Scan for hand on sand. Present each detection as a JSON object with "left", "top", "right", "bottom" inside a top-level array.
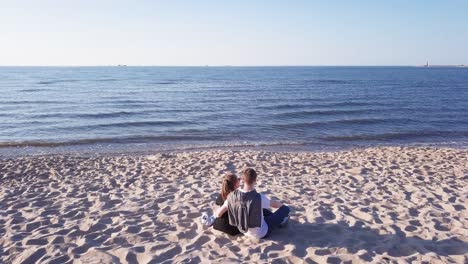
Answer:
[{"left": 279, "top": 214, "right": 290, "bottom": 228}]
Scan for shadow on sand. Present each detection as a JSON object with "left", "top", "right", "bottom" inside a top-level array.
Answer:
[{"left": 270, "top": 219, "right": 467, "bottom": 261}]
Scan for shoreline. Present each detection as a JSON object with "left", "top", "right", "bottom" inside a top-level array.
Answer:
[
  {"left": 1, "top": 146, "right": 467, "bottom": 263},
  {"left": 1, "top": 141, "right": 467, "bottom": 159}
]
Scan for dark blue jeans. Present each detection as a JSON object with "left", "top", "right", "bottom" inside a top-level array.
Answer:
[{"left": 263, "top": 205, "right": 290, "bottom": 238}]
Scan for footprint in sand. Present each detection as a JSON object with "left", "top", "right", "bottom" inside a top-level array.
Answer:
[{"left": 25, "top": 238, "right": 48, "bottom": 246}]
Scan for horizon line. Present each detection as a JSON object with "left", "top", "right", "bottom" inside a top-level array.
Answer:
[
  {"left": 0, "top": 64, "right": 433, "bottom": 67},
  {"left": 0, "top": 64, "right": 466, "bottom": 67}
]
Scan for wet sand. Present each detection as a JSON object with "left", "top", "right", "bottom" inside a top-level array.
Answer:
[{"left": 0, "top": 146, "right": 467, "bottom": 263}]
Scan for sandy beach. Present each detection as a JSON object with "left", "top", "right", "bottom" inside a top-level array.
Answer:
[{"left": 0, "top": 146, "right": 467, "bottom": 263}]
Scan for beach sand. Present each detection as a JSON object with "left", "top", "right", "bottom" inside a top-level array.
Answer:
[{"left": 0, "top": 146, "right": 467, "bottom": 263}]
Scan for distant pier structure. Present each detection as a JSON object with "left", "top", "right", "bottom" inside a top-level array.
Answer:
[{"left": 419, "top": 61, "right": 467, "bottom": 68}]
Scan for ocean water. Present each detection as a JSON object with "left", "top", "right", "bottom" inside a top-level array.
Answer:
[{"left": 1, "top": 66, "right": 467, "bottom": 156}]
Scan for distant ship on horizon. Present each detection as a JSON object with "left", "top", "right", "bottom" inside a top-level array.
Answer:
[{"left": 419, "top": 61, "right": 466, "bottom": 68}]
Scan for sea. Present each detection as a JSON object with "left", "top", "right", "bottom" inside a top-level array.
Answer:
[{"left": 1, "top": 66, "right": 467, "bottom": 156}]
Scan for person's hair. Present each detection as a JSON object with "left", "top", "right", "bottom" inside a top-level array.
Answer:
[
  {"left": 243, "top": 168, "right": 257, "bottom": 185},
  {"left": 221, "top": 173, "right": 238, "bottom": 201}
]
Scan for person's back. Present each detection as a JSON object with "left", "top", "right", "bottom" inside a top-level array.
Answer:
[
  {"left": 216, "top": 168, "right": 290, "bottom": 239},
  {"left": 227, "top": 188, "right": 269, "bottom": 238}
]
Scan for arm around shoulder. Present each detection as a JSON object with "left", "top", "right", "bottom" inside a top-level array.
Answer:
[{"left": 215, "top": 203, "right": 228, "bottom": 218}]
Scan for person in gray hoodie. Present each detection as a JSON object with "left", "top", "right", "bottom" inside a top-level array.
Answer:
[{"left": 215, "top": 168, "right": 290, "bottom": 239}]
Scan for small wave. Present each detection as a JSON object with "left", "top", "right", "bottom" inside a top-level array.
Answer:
[
  {"left": 97, "top": 100, "right": 167, "bottom": 108},
  {"left": 299, "top": 79, "right": 353, "bottom": 85},
  {"left": 16, "top": 113, "right": 70, "bottom": 119},
  {"left": 3, "top": 120, "right": 56, "bottom": 126},
  {"left": 37, "top": 79, "right": 81, "bottom": 85},
  {"left": 259, "top": 104, "right": 311, "bottom": 110},
  {"left": 254, "top": 98, "right": 327, "bottom": 103},
  {"left": 170, "top": 141, "right": 309, "bottom": 150},
  {"left": 0, "top": 113, "right": 16, "bottom": 118},
  {"left": 327, "top": 102, "right": 381, "bottom": 107},
  {"left": 190, "top": 98, "right": 240, "bottom": 103},
  {"left": 195, "top": 88, "right": 254, "bottom": 93},
  {"left": 259, "top": 101, "right": 378, "bottom": 110},
  {"left": 96, "top": 99, "right": 155, "bottom": 104},
  {"left": 19, "top": 88, "right": 48, "bottom": 92},
  {"left": 18, "top": 112, "right": 137, "bottom": 119},
  {"left": 76, "top": 120, "right": 196, "bottom": 130},
  {"left": 75, "top": 111, "right": 141, "bottom": 119},
  {"left": 0, "top": 100, "right": 71, "bottom": 105},
  {"left": 273, "top": 118, "right": 407, "bottom": 129},
  {"left": 322, "top": 131, "right": 468, "bottom": 142},
  {"left": 94, "top": 78, "right": 119, "bottom": 82},
  {"left": 152, "top": 81, "right": 177, "bottom": 85},
  {"left": 0, "top": 135, "right": 220, "bottom": 148},
  {"left": 327, "top": 118, "right": 394, "bottom": 125},
  {"left": 274, "top": 109, "right": 377, "bottom": 118},
  {"left": 315, "top": 79, "right": 350, "bottom": 84}
]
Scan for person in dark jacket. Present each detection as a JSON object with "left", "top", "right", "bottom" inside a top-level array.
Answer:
[{"left": 212, "top": 174, "right": 241, "bottom": 236}]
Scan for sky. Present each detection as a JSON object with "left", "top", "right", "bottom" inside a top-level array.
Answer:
[{"left": 1, "top": 0, "right": 467, "bottom": 66}]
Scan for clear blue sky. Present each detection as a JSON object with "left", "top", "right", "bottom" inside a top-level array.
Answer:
[{"left": 1, "top": 0, "right": 467, "bottom": 66}]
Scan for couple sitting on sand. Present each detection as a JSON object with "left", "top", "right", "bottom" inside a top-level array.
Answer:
[{"left": 202, "top": 168, "right": 290, "bottom": 239}]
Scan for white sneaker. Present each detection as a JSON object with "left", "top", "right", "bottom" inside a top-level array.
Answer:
[{"left": 201, "top": 213, "right": 216, "bottom": 227}]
